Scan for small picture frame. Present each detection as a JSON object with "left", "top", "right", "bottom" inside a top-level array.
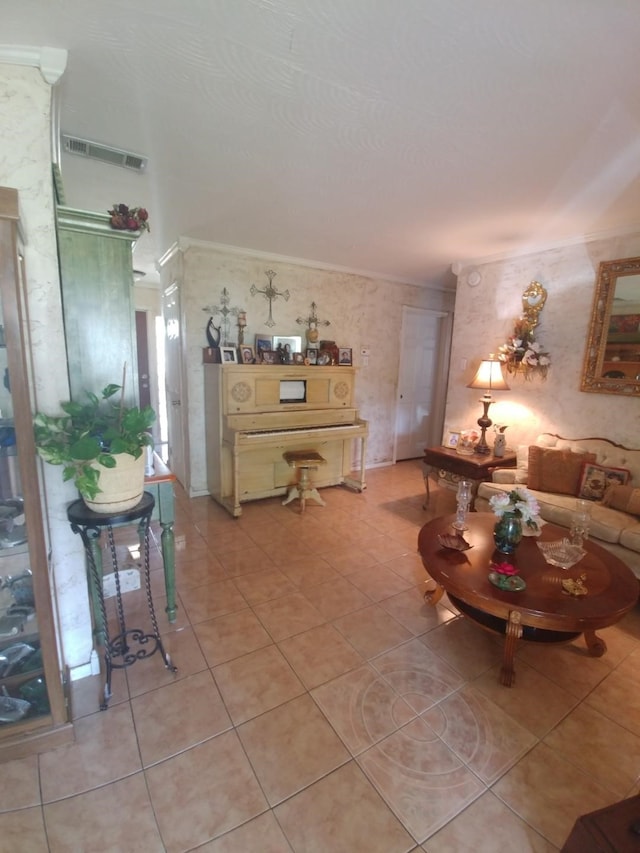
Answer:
[
  {"left": 272, "top": 335, "right": 302, "bottom": 354},
  {"left": 444, "top": 429, "right": 461, "bottom": 449},
  {"left": 239, "top": 345, "right": 255, "bottom": 364},
  {"left": 338, "top": 347, "right": 352, "bottom": 365},
  {"left": 261, "top": 350, "right": 278, "bottom": 365},
  {"left": 306, "top": 349, "right": 318, "bottom": 365},
  {"left": 292, "top": 352, "right": 304, "bottom": 365},
  {"left": 255, "top": 335, "right": 272, "bottom": 356},
  {"left": 220, "top": 346, "right": 238, "bottom": 364}
]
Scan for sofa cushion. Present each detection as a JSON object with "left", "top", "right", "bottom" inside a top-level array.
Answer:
[
  {"left": 602, "top": 484, "right": 640, "bottom": 516},
  {"left": 576, "top": 462, "right": 631, "bottom": 501},
  {"left": 527, "top": 446, "right": 596, "bottom": 496}
]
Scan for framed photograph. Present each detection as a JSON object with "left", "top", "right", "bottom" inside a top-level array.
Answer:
[
  {"left": 338, "top": 347, "right": 352, "bottom": 365},
  {"left": 306, "top": 349, "right": 318, "bottom": 365},
  {"left": 444, "top": 429, "right": 461, "bottom": 449},
  {"left": 261, "top": 350, "right": 278, "bottom": 365},
  {"left": 220, "top": 346, "right": 238, "bottom": 364},
  {"left": 272, "top": 335, "right": 302, "bottom": 354},
  {"left": 255, "top": 335, "right": 272, "bottom": 356},
  {"left": 292, "top": 352, "right": 304, "bottom": 365},
  {"left": 239, "top": 345, "right": 255, "bottom": 364}
]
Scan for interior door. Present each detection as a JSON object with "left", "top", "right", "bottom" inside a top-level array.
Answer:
[
  {"left": 162, "top": 282, "right": 187, "bottom": 488},
  {"left": 395, "top": 307, "right": 448, "bottom": 460},
  {"left": 135, "top": 310, "right": 151, "bottom": 410}
]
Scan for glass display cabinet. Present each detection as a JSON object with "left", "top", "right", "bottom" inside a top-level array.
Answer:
[{"left": 0, "top": 187, "right": 73, "bottom": 760}]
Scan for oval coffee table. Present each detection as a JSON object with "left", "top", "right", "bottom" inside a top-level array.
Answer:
[{"left": 418, "top": 513, "right": 639, "bottom": 686}]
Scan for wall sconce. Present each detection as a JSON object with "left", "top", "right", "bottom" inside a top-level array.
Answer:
[{"left": 467, "top": 356, "right": 510, "bottom": 454}]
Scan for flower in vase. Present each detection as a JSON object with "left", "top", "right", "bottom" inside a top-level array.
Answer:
[
  {"left": 489, "top": 487, "right": 540, "bottom": 531},
  {"left": 492, "top": 561, "right": 518, "bottom": 576}
]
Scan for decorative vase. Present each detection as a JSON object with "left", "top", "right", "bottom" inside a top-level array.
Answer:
[
  {"left": 493, "top": 512, "right": 522, "bottom": 554},
  {"left": 493, "top": 434, "right": 506, "bottom": 457}
]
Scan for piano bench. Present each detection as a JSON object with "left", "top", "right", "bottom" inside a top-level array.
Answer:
[{"left": 282, "top": 451, "right": 327, "bottom": 513}]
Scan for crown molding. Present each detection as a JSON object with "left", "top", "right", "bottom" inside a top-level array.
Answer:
[
  {"left": 0, "top": 44, "right": 67, "bottom": 84},
  {"left": 452, "top": 222, "right": 640, "bottom": 274}
]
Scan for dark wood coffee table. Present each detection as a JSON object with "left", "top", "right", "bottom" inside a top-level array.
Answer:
[{"left": 417, "top": 513, "right": 639, "bottom": 686}]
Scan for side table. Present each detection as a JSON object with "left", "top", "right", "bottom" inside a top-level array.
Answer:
[
  {"left": 422, "top": 446, "right": 517, "bottom": 509},
  {"left": 68, "top": 492, "right": 177, "bottom": 709}
]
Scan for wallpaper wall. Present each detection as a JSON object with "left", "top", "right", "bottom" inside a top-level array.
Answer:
[
  {"left": 444, "top": 234, "right": 640, "bottom": 452},
  {"left": 159, "top": 242, "right": 455, "bottom": 495}
]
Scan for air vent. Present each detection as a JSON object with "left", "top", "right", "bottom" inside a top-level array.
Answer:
[{"left": 62, "top": 134, "right": 147, "bottom": 172}]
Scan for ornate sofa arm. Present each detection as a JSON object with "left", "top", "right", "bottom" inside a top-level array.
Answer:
[{"left": 492, "top": 468, "right": 520, "bottom": 484}]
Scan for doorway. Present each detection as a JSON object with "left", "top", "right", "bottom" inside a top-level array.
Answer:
[{"left": 394, "top": 306, "right": 452, "bottom": 460}]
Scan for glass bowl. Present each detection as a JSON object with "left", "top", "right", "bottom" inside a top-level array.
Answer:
[{"left": 537, "top": 538, "right": 585, "bottom": 570}]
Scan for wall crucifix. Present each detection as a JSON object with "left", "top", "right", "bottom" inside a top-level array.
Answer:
[
  {"left": 202, "top": 287, "right": 245, "bottom": 346},
  {"left": 250, "top": 269, "right": 289, "bottom": 328},
  {"left": 296, "top": 301, "right": 330, "bottom": 346}
]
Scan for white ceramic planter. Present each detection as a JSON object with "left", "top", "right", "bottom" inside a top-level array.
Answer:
[{"left": 83, "top": 452, "right": 145, "bottom": 514}]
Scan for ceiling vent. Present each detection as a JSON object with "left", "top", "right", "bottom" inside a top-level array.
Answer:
[{"left": 61, "top": 134, "right": 147, "bottom": 172}]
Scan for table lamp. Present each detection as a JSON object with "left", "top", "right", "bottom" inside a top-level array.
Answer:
[{"left": 467, "top": 356, "right": 510, "bottom": 454}]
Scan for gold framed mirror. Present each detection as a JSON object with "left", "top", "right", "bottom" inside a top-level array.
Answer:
[{"left": 581, "top": 256, "right": 640, "bottom": 396}]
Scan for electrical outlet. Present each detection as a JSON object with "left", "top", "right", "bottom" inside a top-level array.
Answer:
[{"left": 102, "top": 568, "right": 140, "bottom": 598}]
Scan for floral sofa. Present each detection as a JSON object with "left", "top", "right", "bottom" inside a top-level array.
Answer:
[{"left": 475, "top": 434, "right": 640, "bottom": 581}]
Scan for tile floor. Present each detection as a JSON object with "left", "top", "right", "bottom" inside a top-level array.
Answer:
[{"left": 1, "top": 460, "right": 639, "bottom": 852}]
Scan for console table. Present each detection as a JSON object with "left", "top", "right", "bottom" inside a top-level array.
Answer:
[
  {"left": 68, "top": 493, "right": 177, "bottom": 709},
  {"left": 144, "top": 454, "right": 177, "bottom": 622},
  {"left": 422, "top": 446, "right": 517, "bottom": 509}
]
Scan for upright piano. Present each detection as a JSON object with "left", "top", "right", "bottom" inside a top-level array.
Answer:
[{"left": 204, "top": 363, "right": 368, "bottom": 517}]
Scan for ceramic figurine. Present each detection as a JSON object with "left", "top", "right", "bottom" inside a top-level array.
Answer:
[{"left": 493, "top": 425, "right": 508, "bottom": 457}]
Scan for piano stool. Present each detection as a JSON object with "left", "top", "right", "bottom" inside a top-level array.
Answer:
[{"left": 282, "top": 450, "right": 327, "bottom": 513}]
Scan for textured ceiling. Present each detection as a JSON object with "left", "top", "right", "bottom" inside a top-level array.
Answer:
[{"left": 4, "top": 0, "right": 640, "bottom": 288}]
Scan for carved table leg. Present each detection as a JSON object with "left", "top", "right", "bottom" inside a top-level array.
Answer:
[
  {"left": 584, "top": 630, "right": 607, "bottom": 657},
  {"left": 424, "top": 583, "right": 445, "bottom": 606},
  {"left": 500, "top": 610, "right": 523, "bottom": 687}
]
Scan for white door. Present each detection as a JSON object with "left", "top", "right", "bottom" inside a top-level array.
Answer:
[
  {"left": 162, "top": 282, "right": 187, "bottom": 488},
  {"left": 395, "top": 307, "right": 449, "bottom": 460}
]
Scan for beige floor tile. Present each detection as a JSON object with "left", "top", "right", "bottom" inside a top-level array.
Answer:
[
  {"left": 347, "top": 562, "right": 414, "bottom": 602},
  {"left": 0, "top": 806, "right": 48, "bottom": 851},
  {"left": 45, "top": 773, "right": 164, "bottom": 853},
  {"left": 586, "top": 663, "right": 640, "bottom": 736},
  {"left": 332, "top": 603, "right": 413, "bottom": 658},
  {"left": 381, "top": 552, "right": 430, "bottom": 585},
  {"left": 202, "top": 527, "right": 257, "bottom": 555},
  {"left": 358, "top": 717, "right": 486, "bottom": 842},
  {"left": 0, "top": 754, "right": 40, "bottom": 811},
  {"left": 543, "top": 702, "right": 640, "bottom": 797},
  {"left": 194, "top": 608, "right": 273, "bottom": 667},
  {"left": 180, "top": 578, "right": 248, "bottom": 624},
  {"left": 196, "top": 811, "right": 294, "bottom": 852},
  {"left": 274, "top": 760, "right": 414, "bottom": 852},
  {"left": 278, "top": 555, "right": 341, "bottom": 589},
  {"left": 213, "top": 644, "right": 305, "bottom": 724},
  {"left": 132, "top": 669, "right": 232, "bottom": 766},
  {"left": 253, "top": 591, "right": 326, "bottom": 640},
  {"left": 39, "top": 702, "right": 141, "bottom": 802},
  {"left": 418, "top": 617, "right": 503, "bottom": 680},
  {"left": 423, "top": 685, "right": 537, "bottom": 784},
  {"left": 70, "top": 668, "right": 129, "bottom": 718},
  {"left": 425, "top": 790, "right": 558, "bottom": 852},
  {"left": 146, "top": 732, "right": 268, "bottom": 852},
  {"left": 218, "top": 544, "right": 277, "bottom": 577},
  {"left": 125, "top": 624, "right": 207, "bottom": 697},
  {"left": 306, "top": 575, "right": 373, "bottom": 619},
  {"left": 230, "top": 567, "right": 296, "bottom": 605},
  {"left": 278, "top": 622, "right": 364, "bottom": 688},
  {"left": 517, "top": 637, "right": 613, "bottom": 699},
  {"left": 322, "top": 543, "right": 381, "bottom": 574},
  {"left": 238, "top": 694, "right": 350, "bottom": 805},
  {"left": 175, "top": 552, "right": 228, "bottom": 589},
  {"left": 379, "top": 588, "right": 456, "bottom": 636},
  {"left": 311, "top": 663, "right": 416, "bottom": 755},
  {"left": 472, "top": 659, "right": 578, "bottom": 737},
  {"left": 360, "top": 533, "right": 412, "bottom": 562},
  {"left": 492, "top": 742, "right": 618, "bottom": 848},
  {"left": 372, "top": 638, "right": 465, "bottom": 713}
]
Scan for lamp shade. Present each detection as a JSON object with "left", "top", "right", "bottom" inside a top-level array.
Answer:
[{"left": 467, "top": 358, "right": 510, "bottom": 393}]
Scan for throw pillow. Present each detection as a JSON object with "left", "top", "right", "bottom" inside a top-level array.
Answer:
[
  {"left": 527, "top": 446, "right": 596, "bottom": 495},
  {"left": 601, "top": 484, "right": 640, "bottom": 515},
  {"left": 577, "top": 462, "right": 631, "bottom": 501}
]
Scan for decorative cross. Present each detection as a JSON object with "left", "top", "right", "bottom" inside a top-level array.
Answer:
[
  {"left": 250, "top": 270, "right": 289, "bottom": 328},
  {"left": 202, "top": 287, "right": 245, "bottom": 346},
  {"left": 296, "top": 301, "right": 330, "bottom": 333}
]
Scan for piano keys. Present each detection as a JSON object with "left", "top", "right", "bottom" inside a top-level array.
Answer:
[{"left": 204, "top": 363, "right": 368, "bottom": 517}]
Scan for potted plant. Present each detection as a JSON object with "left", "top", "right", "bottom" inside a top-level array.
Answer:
[{"left": 34, "top": 383, "right": 155, "bottom": 513}]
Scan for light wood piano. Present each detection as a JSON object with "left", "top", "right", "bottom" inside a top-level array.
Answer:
[{"left": 204, "top": 363, "right": 368, "bottom": 517}]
